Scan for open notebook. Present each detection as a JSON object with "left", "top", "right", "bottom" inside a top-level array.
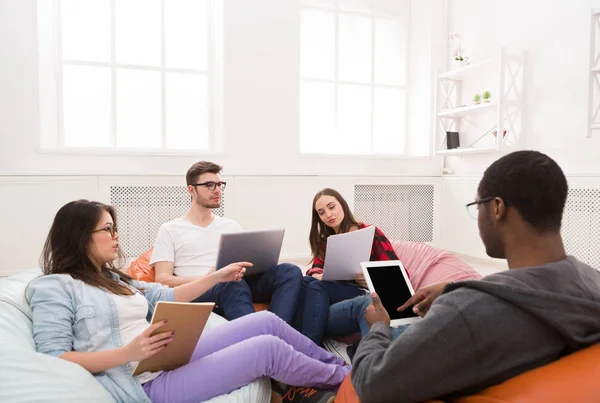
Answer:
[{"left": 132, "top": 301, "right": 214, "bottom": 376}]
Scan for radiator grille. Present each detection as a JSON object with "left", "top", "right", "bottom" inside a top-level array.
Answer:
[
  {"left": 562, "top": 188, "right": 600, "bottom": 270},
  {"left": 110, "top": 186, "right": 225, "bottom": 258},
  {"left": 354, "top": 185, "right": 434, "bottom": 242}
]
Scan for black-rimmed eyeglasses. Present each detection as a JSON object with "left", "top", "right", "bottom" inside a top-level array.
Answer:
[
  {"left": 92, "top": 226, "right": 118, "bottom": 239},
  {"left": 465, "top": 197, "right": 495, "bottom": 219},
  {"left": 191, "top": 181, "right": 227, "bottom": 191}
]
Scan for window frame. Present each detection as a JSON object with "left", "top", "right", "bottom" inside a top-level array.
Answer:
[
  {"left": 38, "top": 0, "right": 224, "bottom": 155},
  {"left": 298, "top": 1, "right": 412, "bottom": 157}
]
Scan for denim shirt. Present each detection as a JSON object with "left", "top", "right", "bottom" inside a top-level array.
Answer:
[{"left": 27, "top": 273, "right": 175, "bottom": 403}]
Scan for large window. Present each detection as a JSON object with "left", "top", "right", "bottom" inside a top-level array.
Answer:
[
  {"left": 299, "top": 0, "right": 410, "bottom": 155},
  {"left": 39, "top": 0, "right": 222, "bottom": 152}
]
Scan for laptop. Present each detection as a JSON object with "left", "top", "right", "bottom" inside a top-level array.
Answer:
[{"left": 215, "top": 229, "right": 285, "bottom": 276}]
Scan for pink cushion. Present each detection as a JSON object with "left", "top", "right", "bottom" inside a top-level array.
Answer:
[{"left": 391, "top": 240, "right": 482, "bottom": 290}]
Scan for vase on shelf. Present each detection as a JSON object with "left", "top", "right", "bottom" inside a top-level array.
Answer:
[{"left": 460, "top": 60, "right": 470, "bottom": 68}]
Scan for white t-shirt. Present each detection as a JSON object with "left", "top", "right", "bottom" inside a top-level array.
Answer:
[
  {"left": 149, "top": 216, "right": 243, "bottom": 277},
  {"left": 111, "top": 290, "right": 161, "bottom": 384}
]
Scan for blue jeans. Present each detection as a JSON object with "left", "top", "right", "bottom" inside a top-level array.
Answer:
[
  {"left": 194, "top": 263, "right": 303, "bottom": 325},
  {"left": 326, "top": 295, "right": 409, "bottom": 340},
  {"left": 294, "top": 276, "right": 366, "bottom": 345}
]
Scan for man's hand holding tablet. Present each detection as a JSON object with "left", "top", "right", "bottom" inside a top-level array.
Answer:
[
  {"left": 360, "top": 260, "right": 420, "bottom": 327},
  {"left": 364, "top": 292, "right": 391, "bottom": 328}
]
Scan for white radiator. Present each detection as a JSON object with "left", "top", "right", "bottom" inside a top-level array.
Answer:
[
  {"left": 562, "top": 188, "right": 600, "bottom": 270},
  {"left": 110, "top": 185, "right": 225, "bottom": 258},
  {"left": 354, "top": 184, "right": 435, "bottom": 242}
]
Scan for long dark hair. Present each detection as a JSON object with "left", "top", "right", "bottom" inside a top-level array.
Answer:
[
  {"left": 309, "top": 188, "right": 361, "bottom": 263},
  {"left": 40, "top": 199, "right": 138, "bottom": 295}
]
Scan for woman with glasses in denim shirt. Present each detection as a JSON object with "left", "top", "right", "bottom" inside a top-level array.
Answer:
[{"left": 27, "top": 200, "right": 350, "bottom": 403}]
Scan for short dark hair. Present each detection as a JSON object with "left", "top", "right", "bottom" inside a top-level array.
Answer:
[
  {"left": 186, "top": 161, "right": 223, "bottom": 186},
  {"left": 478, "top": 150, "right": 568, "bottom": 232}
]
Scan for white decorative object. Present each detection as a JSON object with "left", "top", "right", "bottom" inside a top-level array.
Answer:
[{"left": 448, "top": 32, "right": 469, "bottom": 66}]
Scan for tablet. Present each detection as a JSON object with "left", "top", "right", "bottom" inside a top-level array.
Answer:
[
  {"left": 132, "top": 301, "right": 214, "bottom": 376},
  {"left": 215, "top": 229, "right": 285, "bottom": 276},
  {"left": 360, "top": 260, "right": 420, "bottom": 326}
]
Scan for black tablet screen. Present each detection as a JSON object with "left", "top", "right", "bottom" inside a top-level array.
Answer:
[{"left": 365, "top": 265, "right": 418, "bottom": 320}]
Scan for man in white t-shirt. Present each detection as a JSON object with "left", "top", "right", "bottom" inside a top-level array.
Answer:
[{"left": 150, "top": 161, "right": 303, "bottom": 324}]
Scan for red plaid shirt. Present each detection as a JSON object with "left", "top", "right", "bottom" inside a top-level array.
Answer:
[{"left": 307, "top": 223, "right": 399, "bottom": 276}]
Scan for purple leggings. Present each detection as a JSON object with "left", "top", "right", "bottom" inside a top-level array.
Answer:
[{"left": 142, "top": 311, "right": 351, "bottom": 403}]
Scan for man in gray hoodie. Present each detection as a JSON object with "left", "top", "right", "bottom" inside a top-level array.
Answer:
[{"left": 351, "top": 150, "right": 600, "bottom": 403}]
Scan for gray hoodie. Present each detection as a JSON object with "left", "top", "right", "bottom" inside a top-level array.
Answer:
[{"left": 351, "top": 256, "right": 600, "bottom": 403}]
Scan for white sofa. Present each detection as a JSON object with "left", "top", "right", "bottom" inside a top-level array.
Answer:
[{"left": 0, "top": 269, "right": 271, "bottom": 403}]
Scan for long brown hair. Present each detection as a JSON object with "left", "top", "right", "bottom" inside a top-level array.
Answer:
[
  {"left": 309, "top": 188, "right": 361, "bottom": 263},
  {"left": 40, "top": 199, "right": 138, "bottom": 295}
]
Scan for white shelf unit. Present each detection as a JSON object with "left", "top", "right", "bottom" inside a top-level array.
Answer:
[
  {"left": 437, "top": 102, "right": 497, "bottom": 118},
  {"left": 433, "top": 47, "right": 525, "bottom": 156},
  {"left": 589, "top": 9, "right": 600, "bottom": 137}
]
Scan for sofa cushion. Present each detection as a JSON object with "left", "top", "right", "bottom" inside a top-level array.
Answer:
[
  {"left": 0, "top": 268, "right": 116, "bottom": 402},
  {"left": 0, "top": 269, "right": 41, "bottom": 351}
]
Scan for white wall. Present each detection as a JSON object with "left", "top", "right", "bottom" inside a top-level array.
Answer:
[
  {"left": 0, "top": 0, "right": 439, "bottom": 177},
  {"left": 438, "top": 0, "right": 600, "bottom": 258}
]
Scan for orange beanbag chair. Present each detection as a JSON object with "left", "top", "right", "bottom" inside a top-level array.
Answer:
[
  {"left": 126, "top": 248, "right": 155, "bottom": 282},
  {"left": 335, "top": 342, "right": 600, "bottom": 403}
]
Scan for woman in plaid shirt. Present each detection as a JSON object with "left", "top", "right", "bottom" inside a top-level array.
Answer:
[{"left": 294, "top": 188, "right": 399, "bottom": 345}]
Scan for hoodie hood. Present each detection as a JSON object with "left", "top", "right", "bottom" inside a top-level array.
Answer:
[{"left": 445, "top": 256, "right": 600, "bottom": 352}]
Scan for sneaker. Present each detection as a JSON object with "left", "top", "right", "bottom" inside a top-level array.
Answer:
[
  {"left": 346, "top": 341, "right": 359, "bottom": 362},
  {"left": 322, "top": 337, "right": 352, "bottom": 365},
  {"left": 281, "top": 386, "right": 336, "bottom": 403}
]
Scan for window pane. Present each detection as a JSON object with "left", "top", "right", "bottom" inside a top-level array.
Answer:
[
  {"left": 302, "top": 0, "right": 335, "bottom": 8},
  {"left": 338, "top": 0, "right": 372, "bottom": 13},
  {"left": 300, "top": 10, "right": 335, "bottom": 80},
  {"left": 166, "top": 73, "right": 208, "bottom": 149},
  {"left": 299, "top": 80, "right": 335, "bottom": 153},
  {"left": 116, "top": 69, "right": 162, "bottom": 148},
  {"left": 373, "top": 0, "right": 410, "bottom": 19},
  {"left": 338, "top": 14, "right": 372, "bottom": 83},
  {"left": 337, "top": 84, "right": 371, "bottom": 153},
  {"left": 116, "top": 0, "right": 161, "bottom": 66},
  {"left": 373, "top": 87, "right": 405, "bottom": 154},
  {"left": 62, "top": 65, "right": 111, "bottom": 147},
  {"left": 61, "top": 0, "right": 110, "bottom": 62},
  {"left": 375, "top": 19, "right": 406, "bottom": 86},
  {"left": 166, "top": 0, "right": 208, "bottom": 70}
]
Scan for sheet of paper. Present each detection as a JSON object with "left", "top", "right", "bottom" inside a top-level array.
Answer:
[{"left": 322, "top": 225, "right": 376, "bottom": 281}]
